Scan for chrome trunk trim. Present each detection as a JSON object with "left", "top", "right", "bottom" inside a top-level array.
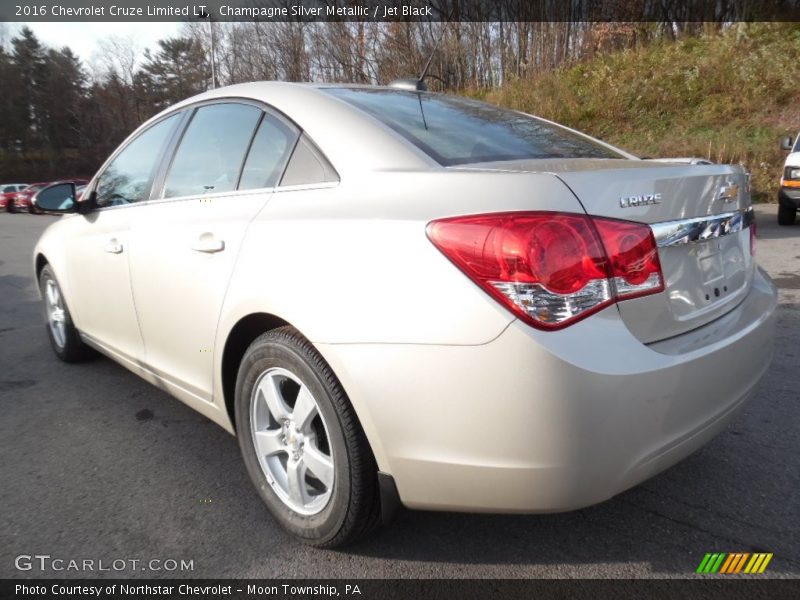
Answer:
[{"left": 651, "top": 208, "right": 754, "bottom": 248}]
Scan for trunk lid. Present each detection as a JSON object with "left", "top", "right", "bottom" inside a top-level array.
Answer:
[{"left": 458, "top": 159, "right": 755, "bottom": 343}]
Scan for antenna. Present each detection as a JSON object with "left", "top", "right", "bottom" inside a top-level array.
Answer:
[{"left": 388, "top": 7, "right": 454, "bottom": 92}]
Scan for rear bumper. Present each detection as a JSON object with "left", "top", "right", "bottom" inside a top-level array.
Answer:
[
  {"left": 778, "top": 187, "right": 800, "bottom": 209},
  {"left": 319, "top": 266, "right": 777, "bottom": 513}
]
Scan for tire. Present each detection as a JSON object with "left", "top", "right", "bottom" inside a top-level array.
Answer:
[
  {"left": 7, "top": 202, "right": 15, "bottom": 213},
  {"left": 38, "top": 265, "right": 92, "bottom": 362},
  {"left": 235, "top": 326, "right": 380, "bottom": 547},
  {"left": 778, "top": 203, "right": 797, "bottom": 226}
]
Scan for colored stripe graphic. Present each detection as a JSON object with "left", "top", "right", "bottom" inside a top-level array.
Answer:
[
  {"left": 699, "top": 552, "right": 774, "bottom": 574},
  {"left": 719, "top": 554, "right": 736, "bottom": 573},
  {"left": 733, "top": 553, "right": 750, "bottom": 573},
  {"left": 721, "top": 553, "right": 749, "bottom": 574},
  {"left": 710, "top": 553, "right": 726, "bottom": 573},
  {"left": 697, "top": 553, "right": 713, "bottom": 573},
  {"left": 758, "top": 554, "right": 774, "bottom": 573},
  {"left": 744, "top": 553, "right": 774, "bottom": 574}
]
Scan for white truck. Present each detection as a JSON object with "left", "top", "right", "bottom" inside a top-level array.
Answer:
[{"left": 779, "top": 133, "right": 800, "bottom": 225}]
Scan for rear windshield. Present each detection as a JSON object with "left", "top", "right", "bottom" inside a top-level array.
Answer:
[{"left": 324, "top": 88, "right": 624, "bottom": 166}]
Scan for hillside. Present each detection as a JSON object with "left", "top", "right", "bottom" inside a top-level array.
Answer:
[{"left": 479, "top": 23, "right": 800, "bottom": 202}]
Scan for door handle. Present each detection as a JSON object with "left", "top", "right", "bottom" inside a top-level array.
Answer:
[
  {"left": 104, "top": 239, "right": 123, "bottom": 254},
  {"left": 191, "top": 236, "right": 225, "bottom": 253}
]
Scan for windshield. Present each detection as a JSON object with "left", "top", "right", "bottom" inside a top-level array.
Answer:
[{"left": 324, "top": 88, "right": 625, "bottom": 166}]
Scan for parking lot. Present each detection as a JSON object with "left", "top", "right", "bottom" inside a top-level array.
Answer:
[{"left": 0, "top": 205, "right": 798, "bottom": 579}]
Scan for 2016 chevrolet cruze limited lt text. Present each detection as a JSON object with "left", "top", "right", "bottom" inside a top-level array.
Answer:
[{"left": 32, "top": 82, "right": 777, "bottom": 547}]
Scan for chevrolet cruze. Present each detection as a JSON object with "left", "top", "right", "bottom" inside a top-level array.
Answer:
[{"left": 32, "top": 82, "right": 777, "bottom": 547}]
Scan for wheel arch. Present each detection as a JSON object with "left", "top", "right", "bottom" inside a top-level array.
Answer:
[
  {"left": 218, "top": 311, "right": 391, "bottom": 474},
  {"left": 35, "top": 252, "right": 49, "bottom": 279},
  {"left": 220, "top": 312, "right": 289, "bottom": 432}
]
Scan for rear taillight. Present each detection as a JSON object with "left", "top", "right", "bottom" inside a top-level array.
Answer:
[
  {"left": 427, "top": 211, "right": 664, "bottom": 330},
  {"left": 591, "top": 218, "right": 664, "bottom": 301}
]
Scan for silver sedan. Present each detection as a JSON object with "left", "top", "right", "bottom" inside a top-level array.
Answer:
[{"left": 32, "top": 82, "right": 776, "bottom": 547}]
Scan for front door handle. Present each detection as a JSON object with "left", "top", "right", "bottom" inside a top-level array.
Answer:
[
  {"left": 191, "top": 236, "right": 225, "bottom": 254},
  {"left": 104, "top": 239, "right": 123, "bottom": 254}
]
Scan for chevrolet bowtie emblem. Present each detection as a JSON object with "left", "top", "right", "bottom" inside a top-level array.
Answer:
[{"left": 717, "top": 182, "right": 739, "bottom": 203}]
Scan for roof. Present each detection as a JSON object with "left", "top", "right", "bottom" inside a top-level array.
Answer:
[{"left": 149, "top": 82, "right": 437, "bottom": 176}]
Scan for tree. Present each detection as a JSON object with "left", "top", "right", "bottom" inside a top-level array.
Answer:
[
  {"left": 9, "top": 27, "right": 48, "bottom": 154},
  {"left": 140, "top": 36, "right": 210, "bottom": 110},
  {"left": 40, "top": 47, "right": 86, "bottom": 158}
]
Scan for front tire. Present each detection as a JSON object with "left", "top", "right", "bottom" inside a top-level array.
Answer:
[
  {"left": 235, "top": 326, "right": 380, "bottom": 547},
  {"left": 38, "top": 265, "right": 91, "bottom": 362},
  {"left": 778, "top": 203, "right": 797, "bottom": 226}
]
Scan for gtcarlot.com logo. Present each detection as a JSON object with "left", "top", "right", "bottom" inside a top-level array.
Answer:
[
  {"left": 696, "top": 552, "right": 773, "bottom": 574},
  {"left": 15, "top": 554, "right": 194, "bottom": 573}
]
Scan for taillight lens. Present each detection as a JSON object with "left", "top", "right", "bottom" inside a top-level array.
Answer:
[
  {"left": 427, "top": 212, "right": 664, "bottom": 330},
  {"left": 592, "top": 218, "right": 664, "bottom": 300}
]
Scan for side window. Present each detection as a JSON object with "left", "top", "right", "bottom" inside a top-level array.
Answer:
[
  {"left": 163, "top": 103, "right": 261, "bottom": 198},
  {"left": 238, "top": 115, "right": 298, "bottom": 190},
  {"left": 280, "top": 133, "right": 339, "bottom": 187},
  {"left": 95, "top": 114, "right": 179, "bottom": 208}
]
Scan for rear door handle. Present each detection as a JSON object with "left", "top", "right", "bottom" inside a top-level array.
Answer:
[
  {"left": 104, "top": 239, "right": 123, "bottom": 254},
  {"left": 191, "top": 236, "right": 225, "bottom": 253}
]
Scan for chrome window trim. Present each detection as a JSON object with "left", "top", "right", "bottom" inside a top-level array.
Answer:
[{"left": 651, "top": 208, "right": 754, "bottom": 248}]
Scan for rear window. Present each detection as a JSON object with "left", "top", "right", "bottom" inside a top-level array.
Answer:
[{"left": 324, "top": 88, "right": 624, "bottom": 166}]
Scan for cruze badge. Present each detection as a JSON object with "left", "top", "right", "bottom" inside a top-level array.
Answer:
[{"left": 619, "top": 193, "right": 662, "bottom": 208}]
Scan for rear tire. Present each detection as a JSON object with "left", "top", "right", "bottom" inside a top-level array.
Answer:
[
  {"left": 38, "top": 265, "right": 92, "bottom": 362},
  {"left": 778, "top": 204, "right": 797, "bottom": 226},
  {"left": 235, "top": 326, "right": 381, "bottom": 547}
]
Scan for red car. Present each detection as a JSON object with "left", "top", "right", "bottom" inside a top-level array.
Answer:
[
  {"left": 0, "top": 183, "right": 29, "bottom": 211},
  {"left": 12, "top": 180, "right": 88, "bottom": 213},
  {"left": 8, "top": 182, "right": 49, "bottom": 213}
]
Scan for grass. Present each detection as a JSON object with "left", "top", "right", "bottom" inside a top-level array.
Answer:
[{"left": 475, "top": 23, "right": 800, "bottom": 202}]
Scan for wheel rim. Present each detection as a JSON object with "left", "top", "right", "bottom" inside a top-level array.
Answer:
[
  {"left": 44, "top": 277, "right": 67, "bottom": 349},
  {"left": 250, "top": 367, "right": 335, "bottom": 515}
]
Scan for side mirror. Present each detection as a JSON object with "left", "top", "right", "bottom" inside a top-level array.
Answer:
[
  {"left": 32, "top": 182, "right": 76, "bottom": 213},
  {"left": 781, "top": 136, "right": 794, "bottom": 151}
]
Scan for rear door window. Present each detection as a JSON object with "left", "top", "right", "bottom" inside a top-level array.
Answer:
[
  {"left": 163, "top": 103, "right": 262, "bottom": 198},
  {"left": 238, "top": 114, "right": 298, "bottom": 190}
]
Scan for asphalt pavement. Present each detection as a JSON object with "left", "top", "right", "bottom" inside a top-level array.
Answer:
[{"left": 1, "top": 205, "right": 798, "bottom": 579}]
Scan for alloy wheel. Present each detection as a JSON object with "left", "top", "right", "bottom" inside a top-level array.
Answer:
[
  {"left": 250, "top": 367, "right": 335, "bottom": 515},
  {"left": 44, "top": 277, "right": 67, "bottom": 349}
]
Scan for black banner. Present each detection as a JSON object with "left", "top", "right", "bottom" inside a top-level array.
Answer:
[
  {"left": 3, "top": 579, "right": 800, "bottom": 600},
  {"left": 3, "top": 0, "right": 800, "bottom": 23}
]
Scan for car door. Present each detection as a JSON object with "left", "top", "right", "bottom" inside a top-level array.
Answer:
[
  {"left": 64, "top": 113, "right": 181, "bottom": 364},
  {"left": 128, "top": 101, "right": 299, "bottom": 403}
]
